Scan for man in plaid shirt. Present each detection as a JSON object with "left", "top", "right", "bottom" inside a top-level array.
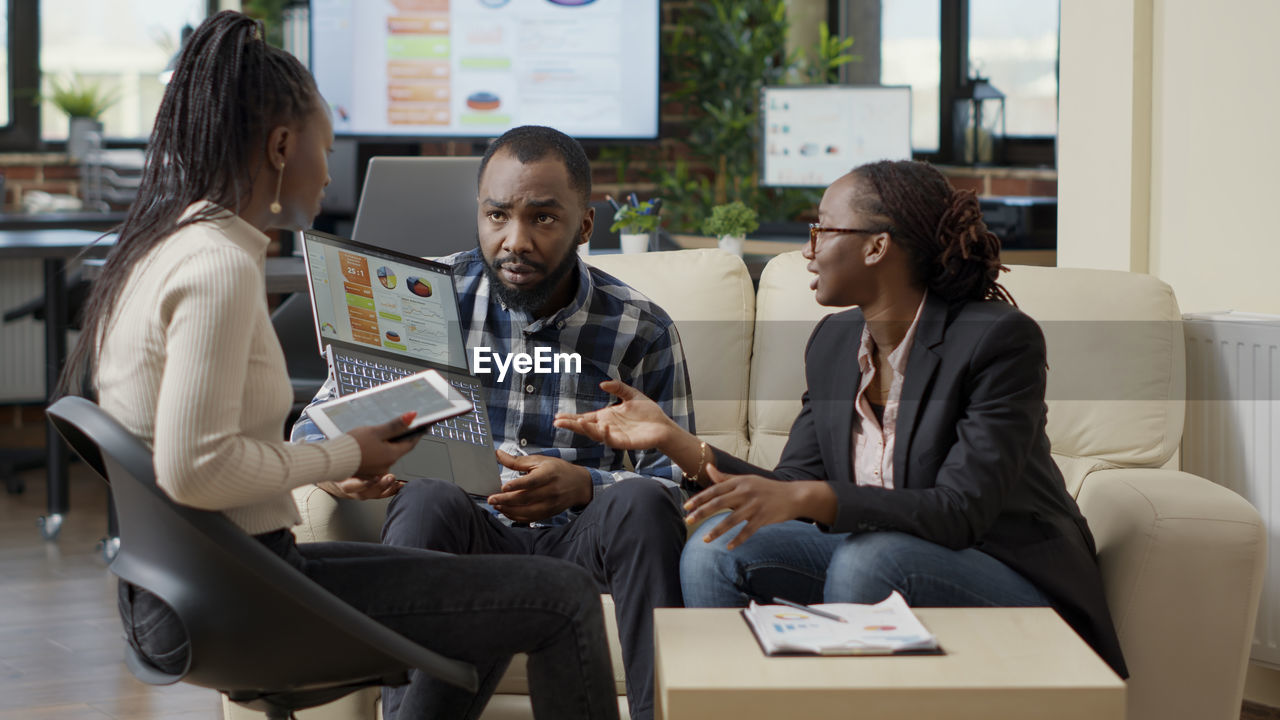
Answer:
[{"left": 292, "top": 126, "right": 693, "bottom": 720}]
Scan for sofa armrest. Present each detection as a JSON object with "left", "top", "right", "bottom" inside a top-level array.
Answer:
[
  {"left": 1076, "top": 468, "right": 1266, "bottom": 720},
  {"left": 292, "top": 484, "right": 389, "bottom": 544}
]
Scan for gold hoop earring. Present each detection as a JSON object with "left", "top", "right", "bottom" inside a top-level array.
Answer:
[{"left": 270, "top": 163, "right": 284, "bottom": 214}]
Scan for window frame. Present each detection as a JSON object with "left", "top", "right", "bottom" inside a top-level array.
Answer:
[
  {"left": 831, "top": 0, "right": 1058, "bottom": 167},
  {"left": 0, "top": 0, "right": 219, "bottom": 152},
  {"left": 0, "top": 0, "right": 40, "bottom": 151}
]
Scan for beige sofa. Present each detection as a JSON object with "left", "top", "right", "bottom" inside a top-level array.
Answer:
[{"left": 226, "top": 248, "right": 1266, "bottom": 720}]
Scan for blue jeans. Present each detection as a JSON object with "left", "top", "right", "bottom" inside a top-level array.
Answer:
[{"left": 681, "top": 519, "right": 1049, "bottom": 609}]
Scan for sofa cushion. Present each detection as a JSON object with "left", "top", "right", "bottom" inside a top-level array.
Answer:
[
  {"left": 746, "top": 256, "right": 1185, "bottom": 472},
  {"left": 747, "top": 251, "right": 848, "bottom": 468},
  {"left": 1000, "top": 265, "right": 1185, "bottom": 468},
  {"left": 586, "top": 249, "right": 754, "bottom": 458}
]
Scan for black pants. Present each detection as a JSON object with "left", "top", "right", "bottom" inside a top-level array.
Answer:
[
  {"left": 382, "top": 478, "right": 687, "bottom": 720},
  {"left": 118, "top": 529, "right": 620, "bottom": 720}
]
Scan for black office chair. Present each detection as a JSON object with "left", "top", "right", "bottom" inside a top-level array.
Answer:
[{"left": 45, "top": 396, "right": 477, "bottom": 719}]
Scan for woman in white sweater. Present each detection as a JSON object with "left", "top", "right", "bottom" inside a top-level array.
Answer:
[{"left": 59, "top": 12, "right": 618, "bottom": 720}]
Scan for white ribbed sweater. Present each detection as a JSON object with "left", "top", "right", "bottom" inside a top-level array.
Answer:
[{"left": 96, "top": 204, "right": 360, "bottom": 534}]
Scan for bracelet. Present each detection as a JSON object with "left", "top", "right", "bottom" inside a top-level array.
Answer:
[{"left": 682, "top": 441, "right": 709, "bottom": 484}]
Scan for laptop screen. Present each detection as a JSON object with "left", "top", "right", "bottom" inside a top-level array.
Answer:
[{"left": 301, "top": 229, "right": 469, "bottom": 372}]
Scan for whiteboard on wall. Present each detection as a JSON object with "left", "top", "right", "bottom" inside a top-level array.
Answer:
[{"left": 761, "top": 85, "right": 913, "bottom": 188}]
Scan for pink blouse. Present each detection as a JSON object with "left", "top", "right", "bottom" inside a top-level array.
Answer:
[{"left": 851, "top": 294, "right": 928, "bottom": 489}]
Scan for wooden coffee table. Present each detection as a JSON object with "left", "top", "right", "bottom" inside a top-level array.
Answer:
[{"left": 654, "top": 607, "right": 1124, "bottom": 720}]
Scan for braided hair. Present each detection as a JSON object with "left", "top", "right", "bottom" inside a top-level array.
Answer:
[
  {"left": 57, "top": 11, "right": 320, "bottom": 397},
  {"left": 851, "top": 160, "right": 1014, "bottom": 305}
]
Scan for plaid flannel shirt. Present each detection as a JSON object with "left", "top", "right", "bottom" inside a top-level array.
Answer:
[{"left": 291, "top": 247, "right": 696, "bottom": 526}]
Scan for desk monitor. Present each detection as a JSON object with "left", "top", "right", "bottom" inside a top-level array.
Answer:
[
  {"left": 761, "top": 85, "right": 912, "bottom": 188},
  {"left": 351, "top": 156, "right": 484, "bottom": 258}
]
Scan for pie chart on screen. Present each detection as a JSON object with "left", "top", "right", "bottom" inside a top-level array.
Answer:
[
  {"left": 406, "top": 277, "right": 433, "bottom": 298},
  {"left": 377, "top": 266, "right": 397, "bottom": 289}
]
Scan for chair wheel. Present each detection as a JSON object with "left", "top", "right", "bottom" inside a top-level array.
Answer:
[
  {"left": 98, "top": 536, "right": 121, "bottom": 563},
  {"left": 37, "top": 513, "right": 64, "bottom": 541}
]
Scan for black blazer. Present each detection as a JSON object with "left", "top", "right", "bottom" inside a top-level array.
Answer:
[{"left": 714, "top": 293, "right": 1127, "bottom": 677}]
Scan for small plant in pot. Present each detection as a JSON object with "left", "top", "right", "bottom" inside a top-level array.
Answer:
[
  {"left": 46, "top": 76, "right": 119, "bottom": 159},
  {"left": 701, "top": 201, "right": 760, "bottom": 257},
  {"left": 609, "top": 196, "right": 662, "bottom": 254}
]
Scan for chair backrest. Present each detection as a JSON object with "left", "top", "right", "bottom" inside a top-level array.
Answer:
[
  {"left": 44, "top": 396, "right": 477, "bottom": 696},
  {"left": 586, "top": 249, "right": 756, "bottom": 459},
  {"left": 747, "top": 255, "right": 1187, "bottom": 483}
]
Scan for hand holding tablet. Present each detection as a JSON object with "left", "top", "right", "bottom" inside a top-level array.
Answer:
[{"left": 306, "top": 369, "right": 473, "bottom": 441}]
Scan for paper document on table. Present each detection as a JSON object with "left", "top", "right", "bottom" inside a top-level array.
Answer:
[{"left": 742, "top": 591, "right": 940, "bottom": 656}]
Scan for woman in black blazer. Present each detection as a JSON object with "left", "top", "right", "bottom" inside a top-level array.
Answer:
[{"left": 555, "top": 160, "right": 1126, "bottom": 676}]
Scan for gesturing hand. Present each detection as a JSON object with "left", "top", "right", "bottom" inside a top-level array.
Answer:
[
  {"left": 322, "top": 473, "right": 405, "bottom": 500},
  {"left": 684, "top": 465, "right": 811, "bottom": 550},
  {"left": 487, "top": 450, "right": 593, "bottom": 524},
  {"left": 553, "top": 379, "right": 680, "bottom": 450}
]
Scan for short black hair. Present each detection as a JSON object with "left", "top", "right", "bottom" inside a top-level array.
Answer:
[{"left": 478, "top": 125, "right": 592, "bottom": 206}]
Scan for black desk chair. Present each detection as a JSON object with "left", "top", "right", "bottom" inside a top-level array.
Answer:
[{"left": 45, "top": 396, "right": 477, "bottom": 719}]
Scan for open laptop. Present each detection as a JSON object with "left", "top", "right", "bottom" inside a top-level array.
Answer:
[
  {"left": 351, "top": 156, "right": 484, "bottom": 257},
  {"left": 299, "top": 228, "right": 501, "bottom": 496}
]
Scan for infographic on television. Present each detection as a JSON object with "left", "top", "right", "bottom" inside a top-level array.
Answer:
[
  {"left": 305, "top": 240, "right": 465, "bottom": 368},
  {"left": 311, "top": 0, "right": 660, "bottom": 139}
]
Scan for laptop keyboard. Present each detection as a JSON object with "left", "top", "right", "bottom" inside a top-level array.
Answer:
[{"left": 334, "top": 353, "right": 490, "bottom": 447}]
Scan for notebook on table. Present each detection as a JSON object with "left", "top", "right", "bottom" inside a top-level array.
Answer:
[{"left": 299, "top": 228, "right": 501, "bottom": 496}]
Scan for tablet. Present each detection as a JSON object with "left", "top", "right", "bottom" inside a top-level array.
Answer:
[{"left": 305, "top": 369, "right": 473, "bottom": 441}]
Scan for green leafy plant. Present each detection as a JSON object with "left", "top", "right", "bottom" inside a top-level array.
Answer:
[
  {"left": 701, "top": 201, "right": 760, "bottom": 238},
  {"left": 645, "top": 0, "right": 857, "bottom": 232},
  {"left": 243, "top": 0, "right": 287, "bottom": 48},
  {"left": 609, "top": 201, "right": 662, "bottom": 234},
  {"left": 795, "top": 21, "right": 859, "bottom": 84},
  {"left": 45, "top": 76, "right": 119, "bottom": 120}
]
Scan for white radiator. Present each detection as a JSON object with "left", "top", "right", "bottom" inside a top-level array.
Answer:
[
  {"left": 0, "top": 259, "right": 46, "bottom": 403},
  {"left": 1183, "top": 312, "right": 1280, "bottom": 668}
]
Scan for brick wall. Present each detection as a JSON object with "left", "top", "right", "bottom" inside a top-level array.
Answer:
[{"left": 0, "top": 154, "right": 81, "bottom": 212}]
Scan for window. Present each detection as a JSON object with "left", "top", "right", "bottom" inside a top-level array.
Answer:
[
  {"left": 841, "top": 0, "right": 1059, "bottom": 163},
  {"left": 1, "top": 3, "right": 9, "bottom": 128},
  {"left": 40, "top": 0, "right": 208, "bottom": 142},
  {"left": 880, "top": 0, "right": 941, "bottom": 153},
  {"left": 968, "top": 0, "right": 1059, "bottom": 137}
]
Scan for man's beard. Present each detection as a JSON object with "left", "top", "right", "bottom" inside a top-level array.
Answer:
[{"left": 481, "top": 236, "right": 580, "bottom": 315}]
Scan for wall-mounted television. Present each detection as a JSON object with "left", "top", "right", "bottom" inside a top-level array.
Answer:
[
  {"left": 310, "top": 0, "right": 660, "bottom": 141},
  {"left": 761, "top": 85, "right": 913, "bottom": 188}
]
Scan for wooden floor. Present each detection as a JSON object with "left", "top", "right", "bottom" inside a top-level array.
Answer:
[
  {"left": 4, "top": 458, "right": 1278, "bottom": 720},
  {"left": 0, "top": 463, "right": 221, "bottom": 720}
]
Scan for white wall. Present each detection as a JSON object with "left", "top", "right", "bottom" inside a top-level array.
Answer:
[
  {"left": 1060, "top": 0, "right": 1280, "bottom": 705},
  {"left": 1059, "top": 0, "right": 1280, "bottom": 315}
]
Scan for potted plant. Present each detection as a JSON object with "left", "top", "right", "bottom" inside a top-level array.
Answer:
[
  {"left": 46, "top": 76, "right": 119, "bottom": 159},
  {"left": 608, "top": 195, "right": 662, "bottom": 254},
  {"left": 701, "top": 201, "right": 759, "bottom": 257}
]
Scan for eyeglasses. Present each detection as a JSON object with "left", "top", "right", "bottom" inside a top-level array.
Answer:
[{"left": 807, "top": 223, "right": 889, "bottom": 254}]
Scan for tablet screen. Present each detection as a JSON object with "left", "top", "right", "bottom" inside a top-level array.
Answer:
[{"left": 318, "top": 374, "right": 459, "bottom": 433}]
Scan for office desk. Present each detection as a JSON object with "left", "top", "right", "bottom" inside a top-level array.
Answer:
[
  {"left": 1, "top": 231, "right": 307, "bottom": 542},
  {"left": 0, "top": 211, "right": 125, "bottom": 232},
  {"left": 0, "top": 230, "right": 115, "bottom": 540},
  {"left": 80, "top": 255, "right": 309, "bottom": 295},
  {"left": 671, "top": 234, "right": 1057, "bottom": 276}
]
